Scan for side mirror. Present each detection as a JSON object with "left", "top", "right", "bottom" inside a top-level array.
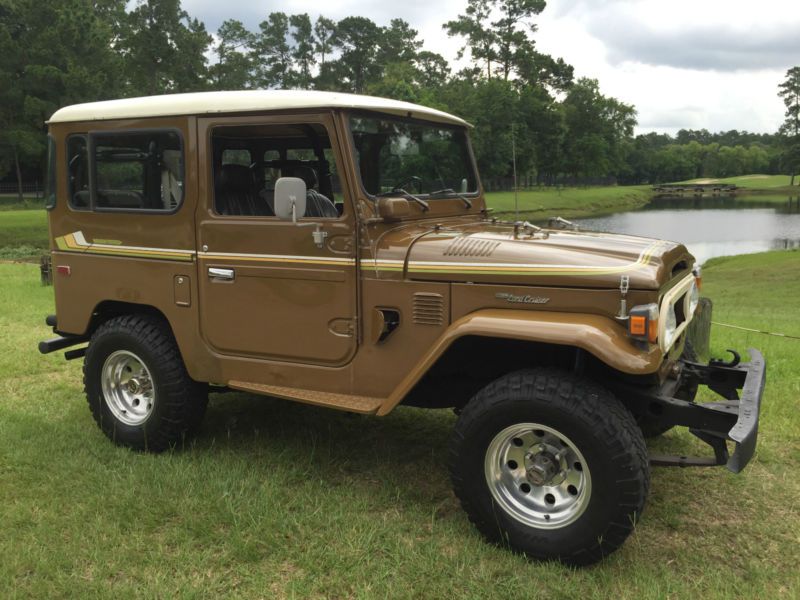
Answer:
[
  {"left": 376, "top": 197, "right": 410, "bottom": 220},
  {"left": 274, "top": 177, "right": 307, "bottom": 222}
]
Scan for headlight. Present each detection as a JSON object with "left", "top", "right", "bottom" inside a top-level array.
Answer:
[
  {"left": 688, "top": 280, "right": 700, "bottom": 315},
  {"left": 663, "top": 304, "right": 678, "bottom": 349}
]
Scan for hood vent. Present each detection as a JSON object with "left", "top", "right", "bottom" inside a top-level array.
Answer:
[
  {"left": 444, "top": 236, "right": 500, "bottom": 257},
  {"left": 413, "top": 292, "right": 445, "bottom": 326}
]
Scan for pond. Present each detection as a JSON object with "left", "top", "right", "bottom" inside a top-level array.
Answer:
[{"left": 574, "top": 195, "right": 800, "bottom": 264}]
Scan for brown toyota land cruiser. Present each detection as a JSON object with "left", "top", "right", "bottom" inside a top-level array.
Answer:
[{"left": 39, "top": 90, "right": 765, "bottom": 565}]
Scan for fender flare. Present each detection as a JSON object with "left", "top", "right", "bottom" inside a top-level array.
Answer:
[{"left": 377, "top": 308, "right": 663, "bottom": 415}]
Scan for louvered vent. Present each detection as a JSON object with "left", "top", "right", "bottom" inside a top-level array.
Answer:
[
  {"left": 444, "top": 236, "right": 500, "bottom": 257},
  {"left": 413, "top": 292, "right": 445, "bottom": 326}
]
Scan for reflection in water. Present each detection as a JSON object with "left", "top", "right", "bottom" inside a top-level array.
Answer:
[{"left": 575, "top": 196, "right": 800, "bottom": 264}]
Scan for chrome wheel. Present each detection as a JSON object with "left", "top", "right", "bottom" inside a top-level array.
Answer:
[
  {"left": 101, "top": 350, "right": 156, "bottom": 426},
  {"left": 484, "top": 423, "right": 591, "bottom": 529}
]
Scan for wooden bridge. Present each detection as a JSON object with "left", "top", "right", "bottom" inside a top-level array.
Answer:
[{"left": 652, "top": 183, "right": 738, "bottom": 195}]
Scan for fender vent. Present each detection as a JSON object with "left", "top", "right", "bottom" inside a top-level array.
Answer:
[
  {"left": 413, "top": 292, "right": 445, "bottom": 326},
  {"left": 444, "top": 236, "right": 500, "bottom": 257}
]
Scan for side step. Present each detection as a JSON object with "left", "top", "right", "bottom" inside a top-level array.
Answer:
[{"left": 227, "top": 381, "right": 384, "bottom": 414}]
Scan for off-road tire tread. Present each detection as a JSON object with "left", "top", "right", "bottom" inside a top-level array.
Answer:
[
  {"left": 449, "top": 368, "right": 649, "bottom": 566},
  {"left": 84, "top": 314, "right": 207, "bottom": 452}
]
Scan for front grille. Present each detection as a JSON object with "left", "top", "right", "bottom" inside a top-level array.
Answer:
[{"left": 413, "top": 292, "right": 445, "bottom": 325}]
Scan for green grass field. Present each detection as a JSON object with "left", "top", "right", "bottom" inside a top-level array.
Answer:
[
  {"left": 1, "top": 250, "right": 798, "bottom": 597},
  {"left": 0, "top": 210, "right": 49, "bottom": 259},
  {"left": 485, "top": 185, "right": 651, "bottom": 219},
  {"left": 678, "top": 174, "right": 797, "bottom": 190}
]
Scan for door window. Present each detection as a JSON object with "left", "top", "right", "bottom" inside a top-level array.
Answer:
[{"left": 212, "top": 123, "right": 343, "bottom": 219}]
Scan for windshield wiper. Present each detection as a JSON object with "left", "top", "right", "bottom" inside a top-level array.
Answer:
[
  {"left": 375, "top": 188, "right": 430, "bottom": 211},
  {"left": 429, "top": 188, "right": 472, "bottom": 209}
]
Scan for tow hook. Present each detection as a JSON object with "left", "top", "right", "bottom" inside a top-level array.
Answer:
[{"left": 710, "top": 349, "right": 741, "bottom": 368}]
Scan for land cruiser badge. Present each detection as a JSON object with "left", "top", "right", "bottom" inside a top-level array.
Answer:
[{"left": 495, "top": 292, "right": 550, "bottom": 305}]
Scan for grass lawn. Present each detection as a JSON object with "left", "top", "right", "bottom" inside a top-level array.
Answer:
[
  {"left": 0, "top": 210, "right": 49, "bottom": 259},
  {"left": 1, "top": 250, "right": 798, "bottom": 597},
  {"left": 0, "top": 196, "right": 45, "bottom": 210},
  {"left": 678, "top": 174, "right": 798, "bottom": 190},
  {"left": 485, "top": 185, "right": 651, "bottom": 220}
]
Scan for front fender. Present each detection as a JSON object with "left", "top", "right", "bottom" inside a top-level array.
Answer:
[{"left": 377, "top": 308, "right": 663, "bottom": 415}]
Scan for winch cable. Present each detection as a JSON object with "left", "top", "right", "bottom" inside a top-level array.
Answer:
[{"left": 712, "top": 321, "right": 800, "bottom": 341}]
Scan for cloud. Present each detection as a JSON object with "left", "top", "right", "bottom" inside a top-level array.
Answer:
[
  {"left": 637, "top": 106, "right": 708, "bottom": 130},
  {"left": 180, "top": 0, "right": 792, "bottom": 134},
  {"left": 560, "top": 0, "right": 800, "bottom": 73},
  {"left": 590, "top": 20, "right": 800, "bottom": 72}
]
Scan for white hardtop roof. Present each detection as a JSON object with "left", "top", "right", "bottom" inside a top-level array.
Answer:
[{"left": 48, "top": 90, "right": 469, "bottom": 127}]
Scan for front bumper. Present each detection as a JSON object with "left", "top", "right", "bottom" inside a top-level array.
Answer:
[{"left": 619, "top": 348, "right": 767, "bottom": 473}]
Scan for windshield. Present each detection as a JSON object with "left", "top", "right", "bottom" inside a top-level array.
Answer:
[{"left": 350, "top": 115, "right": 478, "bottom": 198}]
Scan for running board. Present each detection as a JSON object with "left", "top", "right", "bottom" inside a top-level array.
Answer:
[{"left": 227, "top": 381, "right": 384, "bottom": 414}]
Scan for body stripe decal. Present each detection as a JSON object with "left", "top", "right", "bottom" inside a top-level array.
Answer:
[
  {"left": 55, "top": 231, "right": 194, "bottom": 262},
  {"left": 54, "top": 231, "right": 665, "bottom": 276},
  {"left": 361, "top": 240, "right": 668, "bottom": 276}
]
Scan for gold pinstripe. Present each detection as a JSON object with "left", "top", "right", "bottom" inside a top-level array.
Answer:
[
  {"left": 361, "top": 240, "right": 667, "bottom": 276},
  {"left": 54, "top": 230, "right": 666, "bottom": 276},
  {"left": 199, "top": 252, "right": 354, "bottom": 266}
]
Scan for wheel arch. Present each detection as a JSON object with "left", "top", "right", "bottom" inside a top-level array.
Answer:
[
  {"left": 378, "top": 309, "right": 664, "bottom": 415},
  {"left": 86, "top": 300, "right": 172, "bottom": 337}
]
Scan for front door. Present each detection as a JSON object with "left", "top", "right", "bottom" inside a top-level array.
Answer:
[{"left": 196, "top": 113, "right": 358, "bottom": 366}]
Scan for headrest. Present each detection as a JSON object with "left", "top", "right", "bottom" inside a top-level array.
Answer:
[
  {"left": 287, "top": 165, "right": 317, "bottom": 189},
  {"left": 217, "top": 163, "right": 253, "bottom": 192}
]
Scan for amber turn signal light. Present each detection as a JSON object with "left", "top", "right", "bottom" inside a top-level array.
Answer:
[
  {"left": 630, "top": 315, "right": 647, "bottom": 336},
  {"left": 628, "top": 303, "right": 659, "bottom": 344}
]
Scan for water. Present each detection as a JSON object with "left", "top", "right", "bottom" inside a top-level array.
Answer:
[{"left": 575, "top": 195, "right": 800, "bottom": 264}]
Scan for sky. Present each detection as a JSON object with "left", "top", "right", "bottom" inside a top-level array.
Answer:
[{"left": 181, "top": 0, "right": 800, "bottom": 136}]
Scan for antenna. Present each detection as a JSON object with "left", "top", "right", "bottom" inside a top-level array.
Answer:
[{"left": 512, "top": 123, "right": 518, "bottom": 219}]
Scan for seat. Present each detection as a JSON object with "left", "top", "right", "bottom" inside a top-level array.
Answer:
[
  {"left": 289, "top": 166, "right": 338, "bottom": 218},
  {"left": 215, "top": 164, "right": 272, "bottom": 216}
]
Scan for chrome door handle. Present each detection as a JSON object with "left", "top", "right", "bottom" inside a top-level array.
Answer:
[{"left": 208, "top": 267, "right": 234, "bottom": 281}]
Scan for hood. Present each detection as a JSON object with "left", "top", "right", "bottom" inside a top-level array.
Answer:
[{"left": 368, "top": 220, "right": 694, "bottom": 290}]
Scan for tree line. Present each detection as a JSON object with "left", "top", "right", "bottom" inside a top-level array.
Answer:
[{"left": 1, "top": 0, "right": 798, "bottom": 199}]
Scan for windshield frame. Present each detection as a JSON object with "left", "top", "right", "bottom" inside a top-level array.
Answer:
[{"left": 345, "top": 110, "right": 481, "bottom": 205}]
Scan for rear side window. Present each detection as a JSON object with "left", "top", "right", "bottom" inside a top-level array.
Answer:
[
  {"left": 45, "top": 135, "right": 56, "bottom": 209},
  {"left": 67, "top": 135, "right": 89, "bottom": 209},
  {"left": 91, "top": 130, "right": 183, "bottom": 212}
]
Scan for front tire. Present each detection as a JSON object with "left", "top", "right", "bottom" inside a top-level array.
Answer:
[
  {"left": 449, "top": 368, "right": 649, "bottom": 566},
  {"left": 84, "top": 314, "right": 208, "bottom": 452}
]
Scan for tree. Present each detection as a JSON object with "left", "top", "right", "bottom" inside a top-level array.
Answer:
[
  {"left": 444, "top": 0, "right": 497, "bottom": 79},
  {"left": 328, "top": 17, "right": 382, "bottom": 93},
  {"left": 492, "top": 0, "right": 546, "bottom": 81},
  {"left": 415, "top": 51, "right": 451, "bottom": 88},
  {"left": 561, "top": 78, "right": 636, "bottom": 180},
  {"left": 378, "top": 19, "right": 422, "bottom": 65},
  {"left": 313, "top": 17, "right": 337, "bottom": 69},
  {"left": 252, "top": 12, "right": 292, "bottom": 89},
  {"left": 445, "top": 0, "right": 547, "bottom": 81},
  {"left": 210, "top": 20, "right": 255, "bottom": 90},
  {"left": 0, "top": 0, "right": 123, "bottom": 200},
  {"left": 778, "top": 67, "right": 800, "bottom": 185},
  {"left": 119, "top": 0, "right": 212, "bottom": 95},
  {"left": 289, "top": 14, "right": 316, "bottom": 89}
]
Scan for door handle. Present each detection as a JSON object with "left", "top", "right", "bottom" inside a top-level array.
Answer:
[{"left": 208, "top": 267, "right": 235, "bottom": 281}]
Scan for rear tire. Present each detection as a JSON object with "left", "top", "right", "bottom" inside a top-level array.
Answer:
[
  {"left": 449, "top": 368, "right": 649, "bottom": 566},
  {"left": 84, "top": 314, "right": 208, "bottom": 452}
]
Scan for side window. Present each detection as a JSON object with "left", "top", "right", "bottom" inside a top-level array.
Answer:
[
  {"left": 91, "top": 130, "right": 183, "bottom": 211},
  {"left": 222, "top": 149, "right": 251, "bottom": 167},
  {"left": 212, "top": 123, "right": 342, "bottom": 219},
  {"left": 67, "top": 135, "right": 89, "bottom": 209},
  {"left": 45, "top": 135, "right": 56, "bottom": 210}
]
